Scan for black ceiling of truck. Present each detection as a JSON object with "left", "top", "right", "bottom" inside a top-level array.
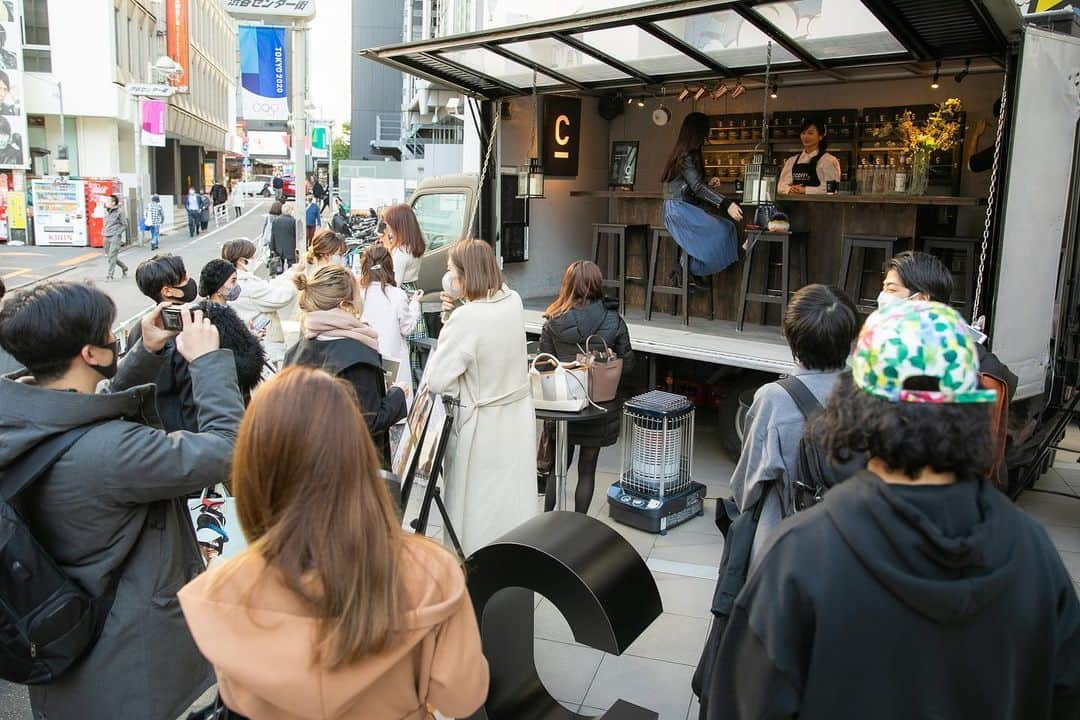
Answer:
[{"left": 358, "top": 0, "right": 1022, "bottom": 98}]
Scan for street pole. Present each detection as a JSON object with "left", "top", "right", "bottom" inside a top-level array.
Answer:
[
  {"left": 132, "top": 92, "right": 143, "bottom": 246},
  {"left": 328, "top": 119, "right": 334, "bottom": 211},
  {"left": 292, "top": 21, "right": 307, "bottom": 256}
]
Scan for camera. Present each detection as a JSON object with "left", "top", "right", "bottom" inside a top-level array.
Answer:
[{"left": 161, "top": 306, "right": 194, "bottom": 332}]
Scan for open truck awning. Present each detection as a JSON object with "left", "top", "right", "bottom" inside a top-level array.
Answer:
[{"left": 358, "top": 0, "right": 1024, "bottom": 99}]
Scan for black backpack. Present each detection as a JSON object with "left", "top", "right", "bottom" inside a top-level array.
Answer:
[
  {"left": 777, "top": 376, "right": 865, "bottom": 512},
  {"left": 0, "top": 425, "right": 118, "bottom": 684}
]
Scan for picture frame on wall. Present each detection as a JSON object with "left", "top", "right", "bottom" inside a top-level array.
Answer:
[{"left": 609, "top": 141, "right": 639, "bottom": 190}]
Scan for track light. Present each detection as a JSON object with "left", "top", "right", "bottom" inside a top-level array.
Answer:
[
  {"left": 636, "top": 97, "right": 647, "bottom": 108},
  {"left": 678, "top": 87, "right": 690, "bottom": 102},
  {"left": 730, "top": 79, "right": 745, "bottom": 98},
  {"left": 710, "top": 82, "right": 728, "bottom": 100},
  {"left": 770, "top": 83, "right": 778, "bottom": 99},
  {"left": 626, "top": 95, "right": 634, "bottom": 105},
  {"left": 931, "top": 61, "right": 941, "bottom": 90},
  {"left": 693, "top": 86, "right": 707, "bottom": 101},
  {"left": 954, "top": 58, "right": 971, "bottom": 84}
]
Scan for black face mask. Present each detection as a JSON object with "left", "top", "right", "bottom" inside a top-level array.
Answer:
[
  {"left": 90, "top": 339, "right": 121, "bottom": 380},
  {"left": 170, "top": 278, "right": 198, "bottom": 304}
]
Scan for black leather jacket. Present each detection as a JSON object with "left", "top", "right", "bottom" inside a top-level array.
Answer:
[{"left": 663, "top": 151, "right": 731, "bottom": 213}]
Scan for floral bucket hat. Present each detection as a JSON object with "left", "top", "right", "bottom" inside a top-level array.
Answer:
[{"left": 851, "top": 300, "right": 998, "bottom": 404}]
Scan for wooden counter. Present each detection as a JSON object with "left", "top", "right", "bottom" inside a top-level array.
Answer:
[{"left": 570, "top": 189, "right": 983, "bottom": 207}]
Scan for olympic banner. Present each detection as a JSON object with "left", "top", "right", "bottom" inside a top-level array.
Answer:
[
  {"left": 239, "top": 25, "right": 288, "bottom": 121},
  {"left": 140, "top": 99, "right": 166, "bottom": 147}
]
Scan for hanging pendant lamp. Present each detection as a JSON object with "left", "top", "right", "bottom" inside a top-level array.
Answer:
[{"left": 517, "top": 69, "right": 545, "bottom": 199}]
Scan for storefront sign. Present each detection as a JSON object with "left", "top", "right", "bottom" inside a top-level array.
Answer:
[
  {"left": 31, "top": 179, "right": 88, "bottom": 247},
  {"left": 350, "top": 177, "right": 405, "bottom": 211},
  {"left": 0, "top": 0, "right": 29, "bottom": 170},
  {"left": 140, "top": 99, "right": 167, "bottom": 147},
  {"left": 166, "top": 0, "right": 190, "bottom": 92},
  {"left": 239, "top": 25, "right": 289, "bottom": 122},
  {"left": 247, "top": 130, "right": 290, "bottom": 157},
  {"left": 127, "top": 83, "right": 176, "bottom": 98},
  {"left": 6, "top": 188, "right": 25, "bottom": 230},
  {"left": 542, "top": 95, "right": 581, "bottom": 177},
  {"left": 224, "top": 0, "right": 316, "bottom": 19}
]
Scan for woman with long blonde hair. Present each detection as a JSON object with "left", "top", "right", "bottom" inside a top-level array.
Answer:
[
  {"left": 284, "top": 265, "right": 407, "bottom": 464},
  {"left": 179, "top": 367, "right": 489, "bottom": 720}
]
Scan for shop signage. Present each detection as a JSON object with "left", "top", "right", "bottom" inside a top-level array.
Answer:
[
  {"left": 6, "top": 188, "right": 25, "bottom": 230},
  {"left": 246, "top": 130, "right": 289, "bottom": 157},
  {"left": 239, "top": 25, "right": 289, "bottom": 122},
  {"left": 1028, "top": 0, "right": 1071, "bottom": 11},
  {"left": 310, "top": 124, "right": 329, "bottom": 159},
  {"left": 542, "top": 95, "right": 581, "bottom": 178},
  {"left": 127, "top": 83, "right": 175, "bottom": 98},
  {"left": 166, "top": 0, "right": 190, "bottom": 92},
  {"left": 223, "top": 0, "right": 316, "bottom": 19},
  {"left": 350, "top": 177, "right": 405, "bottom": 211},
  {"left": 31, "top": 179, "right": 88, "bottom": 247},
  {"left": 140, "top": 99, "right": 167, "bottom": 147},
  {"left": 0, "top": 0, "right": 29, "bottom": 170}
]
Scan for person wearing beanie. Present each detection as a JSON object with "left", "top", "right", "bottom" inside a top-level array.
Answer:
[
  {"left": 193, "top": 259, "right": 265, "bottom": 405},
  {"left": 705, "top": 302, "right": 1080, "bottom": 720}
]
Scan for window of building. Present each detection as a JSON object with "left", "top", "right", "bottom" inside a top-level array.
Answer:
[
  {"left": 127, "top": 17, "right": 133, "bottom": 73},
  {"left": 114, "top": 7, "right": 121, "bottom": 66},
  {"left": 23, "top": 0, "right": 51, "bottom": 70}
]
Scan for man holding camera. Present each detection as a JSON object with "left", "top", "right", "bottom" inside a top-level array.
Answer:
[{"left": 0, "top": 281, "right": 243, "bottom": 720}]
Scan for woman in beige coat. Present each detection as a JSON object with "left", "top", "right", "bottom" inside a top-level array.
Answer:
[
  {"left": 425, "top": 239, "right": 538, "bottom": 555},
  {"left": 179, "top": 366, "right": 488, "bottom": 720}
]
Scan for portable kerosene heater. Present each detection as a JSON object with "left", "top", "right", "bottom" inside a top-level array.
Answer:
[{"left": 607, "top": 391, "right": 706, "bottom": 534}]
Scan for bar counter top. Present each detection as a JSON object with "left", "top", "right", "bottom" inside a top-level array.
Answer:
[{"left": 570, "top": 190, "right": 984, "bottom": 207}]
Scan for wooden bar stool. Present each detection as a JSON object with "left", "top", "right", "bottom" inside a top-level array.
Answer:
[
  {"left": 737, "top": 230, "right": 809, "bottom": 331},
  {"left": 592, "top": 224, "right": 626, "bottom": 311},
  {"left": 644, "top": 227, "right": 714, "bottom": 326},
  {"left": 923, "top": 236, "right": 979, "bottom": 320},
  {"left": 839, "top": 234, "right": 905, "bottom": 314}
]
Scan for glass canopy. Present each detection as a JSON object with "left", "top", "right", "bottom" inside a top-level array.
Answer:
[
  {"left": 441, "top": 47, "right": 562, "bottom": 87},
  {"left": 502, "top": 37, "right": 632, "bottom": 82},
  {"left": 751, "top": 0, "right": 906, "bottom": 60},
  {"left": 654, "top": 10, "right": 800, "bottom": 69},
  {"left": 572, "top": 25, "right": 709, "bottom": 76}
]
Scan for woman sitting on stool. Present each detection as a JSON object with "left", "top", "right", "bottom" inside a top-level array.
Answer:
[{"left": 661, "top": 112, "right": 744, "bottom": 281}]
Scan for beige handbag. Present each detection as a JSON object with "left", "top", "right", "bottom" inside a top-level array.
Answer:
[
  {"left": 576, "top": 334, "right": 623, "bottom": 403},
  {"left": 529, "top": 353, "right": 590, "bottom": 412}
]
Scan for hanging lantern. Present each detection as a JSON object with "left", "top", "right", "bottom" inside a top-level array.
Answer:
[
  {"left": 743, "top": 154, "right": 777, "bottom": 206},
  {"left": 517, "top": 157, "right": 545, "bottom": 199}
]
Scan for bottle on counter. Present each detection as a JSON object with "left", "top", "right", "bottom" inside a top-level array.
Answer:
[
  {"left": 872, "top": 156, "right": 886, "bottom": 195},
  {"left": 856, "top": 158, "right": 868, "bottom": 194},
  {"left": 894, "top": 153, "right": 908, "bottom": 193},
  {"left": 886, "top": 157, "right": 897, "bottom": 195}
]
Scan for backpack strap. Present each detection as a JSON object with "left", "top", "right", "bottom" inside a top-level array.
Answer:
[
  {"left": 0, "top": 425, "right": 98, "bottom": 502},
  {"left": 777, "top": 375, "right": 822, "bottom": 420}
]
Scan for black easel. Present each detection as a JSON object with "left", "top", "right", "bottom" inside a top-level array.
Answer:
[{"left": 399, "top": 395, "right": 466, "bottom": 560}]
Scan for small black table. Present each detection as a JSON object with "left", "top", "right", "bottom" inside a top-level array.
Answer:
[{"left": 535, "top": 405, "right": 611, "bottom": 511}]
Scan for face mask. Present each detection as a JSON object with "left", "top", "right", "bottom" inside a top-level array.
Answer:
[
  {"left": 876, "top": 290, "right": 911, "bottom": 311},
  {"left": 224, "top": 285, "right": 241, "bottom": 302},
  {"left": 329, "top": 254, "right": 344, "bottom": 266},
  {"left": 442, "top": 271, "right": 462, "bottom": 300},
  {"left": 89, "top": 339, "right": 121, "bottom": 380},
  {"left": 170, "top": 278, "right": 198, "bottom": 304}
]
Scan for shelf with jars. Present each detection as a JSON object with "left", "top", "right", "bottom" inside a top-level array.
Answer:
[
  {"left": 769, "top": 108, "right": 858, "bottom": 149},
  {"left": 706, "top": 113, "right": 764, "bottom": 145},
  {"left": 856, "top": 104, "right": 966, "bottom": 195}
]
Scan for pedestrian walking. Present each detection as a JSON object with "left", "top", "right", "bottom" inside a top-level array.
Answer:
[
  {"left": 312, "top": 174, "right": 329, "bottom": 213},
  {"left": 229, "top": 179, "right": 244, "bottom": 219},
  {"left": 425, "top": 239, "right": 537, "bottom": 554},
  {"left": 270, "top": 201, "right": 298, "bottom": 272},
  {"left": 185, "top": 187, "right": 201, "bottom": 237},
  {"left": 198, "top": 191, "right": 211, "bottom": 232},
  {"left": 144, "top": 194, "right": 165, "bottom": 251},
  {"left": 179, "top": 366, "right": 489, "bottom": 720},
  {"left": 0, "top": 282, "right": 244, "bottom": 720},
  {"left": 705, "top": 302, "right": 1080, "bottom": 720},
  {"left": 305, "top": 193, "right": 320, "bottom": 243},
  {"left": 272, "top": 172, "right": 284, "bottom": 202},
  {"left": 210, "top": 180, "right": 228, "bottom": 210},
  {"left": 102, "top": 193, "right": 128, "bottom": 281}
]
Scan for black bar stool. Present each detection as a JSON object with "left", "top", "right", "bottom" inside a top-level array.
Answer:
[
  {"left": 737, "top": 230, "right": 809, "bottom": 331},
  {"left": 839, "top": 234, "right": 905, "bottom": 314},
  {"left": 644, "top": 227, "right": 714, "bottom": 326},
  {"left": 923, "top": 236, "right": 979, "bottom": 319}
]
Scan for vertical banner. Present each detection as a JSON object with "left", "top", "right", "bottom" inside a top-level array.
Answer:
[
  {"left": 239, "top": 26, "right": 288, "bottom": 121},
  {"left": 166, "top": 0, "right": 190, "bottom": 92},
  {"left": 140, "top": 99, "right": 167, "bottom": 147},
  {"left": 0, "top": 0, "right": 28, "bottom": 169},
  {"left": 310, "top": 124, "right": 329, "bottom": 159}
]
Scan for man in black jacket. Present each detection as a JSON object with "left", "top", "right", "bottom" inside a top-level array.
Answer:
[{"left": 707, "top": 301, "right": 1080, "bottom": 720}]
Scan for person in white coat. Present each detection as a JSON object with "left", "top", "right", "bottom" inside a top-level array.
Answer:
[
  {"left": 424, "top": 239, "right": 537, "bottom": 555},
  {"left": 358, "top": 243, "right": 421, "bottom": 395},
  {"left": 222, "top": 238, "right": 298, "bottom": 365}
]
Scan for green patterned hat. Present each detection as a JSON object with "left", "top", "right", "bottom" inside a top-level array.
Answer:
[{"left": 851, "top": 301, "right": 997, "bottom": 404}]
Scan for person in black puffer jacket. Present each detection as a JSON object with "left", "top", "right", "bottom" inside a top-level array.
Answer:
[
  {"left": 539, "top": 260, "right": 634, "bottom": 513},
  {"left": 197, "top": 259, "right": 267, "bottom": 405}
]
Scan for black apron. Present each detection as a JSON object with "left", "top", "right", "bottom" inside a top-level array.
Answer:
[{"left": 790, "top": 151, "right": 825, "bottom": 188}]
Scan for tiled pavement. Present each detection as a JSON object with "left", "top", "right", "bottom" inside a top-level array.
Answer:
[{"left": 407, "top": 419, "right": 1080, "bottom": 720}]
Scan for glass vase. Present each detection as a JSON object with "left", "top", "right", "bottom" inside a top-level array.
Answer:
[{"left": 908, "top": 150, "right": 931, "bottom": 196}]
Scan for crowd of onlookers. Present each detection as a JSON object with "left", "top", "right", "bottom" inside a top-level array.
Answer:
[{"left": 0, "top": 208, "right": 1078, "bottom": 719}]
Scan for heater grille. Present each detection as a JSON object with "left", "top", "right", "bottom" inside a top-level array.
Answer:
[{"left": 620, "top": 391, "right": 694, "bottom": 498}]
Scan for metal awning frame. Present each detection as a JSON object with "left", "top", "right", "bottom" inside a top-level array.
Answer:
[{"left": 359, "top": 0, "right": 1021, "bottom": 99}]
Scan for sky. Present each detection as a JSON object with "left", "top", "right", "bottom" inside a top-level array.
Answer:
[{"left": 307, "top": 1, "right": 352, "bottom": 129}]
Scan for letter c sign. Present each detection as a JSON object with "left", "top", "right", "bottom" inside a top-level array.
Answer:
[
  {"left": 555, "top": 115, "right": 571, "bottom": 146},
  {"left": 465, "top": 512, "right": 663, "bottom": 720}
]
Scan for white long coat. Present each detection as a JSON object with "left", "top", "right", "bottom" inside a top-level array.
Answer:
[{"left": 425, "top": 286, "right": 537, "bottom": 555}]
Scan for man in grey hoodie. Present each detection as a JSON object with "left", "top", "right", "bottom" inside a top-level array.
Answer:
[
  {"left": 102, "top": 193, "right": 128, "bottom": 281},
  {"left": 0, "top": 281, "right": 244, "bottom": 719}
]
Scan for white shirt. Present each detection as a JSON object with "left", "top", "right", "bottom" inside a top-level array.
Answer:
[
  {"left": 391, "top": 247, "right": 421, "bottom": 285},
  {"left": 229, "top": 268, "right": 297, "bottom": 344},
  {"left": 360, "top": 281, "right": 420, "bottom": 391},
  {"left": 778, "top": 150, "right": 842, "bottom": 195}
]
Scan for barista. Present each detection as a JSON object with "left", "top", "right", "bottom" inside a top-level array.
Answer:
[{"left": 778, "top": 118, "right": 842, "bottom": 195}]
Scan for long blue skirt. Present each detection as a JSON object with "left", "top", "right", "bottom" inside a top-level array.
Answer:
[{"left": 663, "top": 199, "right": 739, "bottom": 276}]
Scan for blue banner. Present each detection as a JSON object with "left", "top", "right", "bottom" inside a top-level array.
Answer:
[{"left": 239, "top": 25, "right": 288, "bottom": 121}]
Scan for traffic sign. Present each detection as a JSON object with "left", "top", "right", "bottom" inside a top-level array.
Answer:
[
  {"left": 127, "top": 83, "right": 176, "bottom": 98},
  {"left": 223, "top": 0, "right": 316, "bottom": 20}
]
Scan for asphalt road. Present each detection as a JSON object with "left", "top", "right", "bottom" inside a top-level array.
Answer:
[{"left": 0, "top": 204, "right": 273, "bottom": 720}]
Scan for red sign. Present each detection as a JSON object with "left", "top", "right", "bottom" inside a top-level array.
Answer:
[
  {"left": 166, "top": 0, "right": 190, "bottom": 91},
  {"left": 84, "top": 179, "right": 122, "bottom": 249}
]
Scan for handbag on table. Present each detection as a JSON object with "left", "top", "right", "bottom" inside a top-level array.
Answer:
[
  {"left": 529, "top": 353, "right": 590, "bottom": 412},
  {"left": 576, "top": 334, "right": 623, "bottom": 403}
]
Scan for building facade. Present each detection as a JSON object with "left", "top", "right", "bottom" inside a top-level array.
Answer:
[
  {"left": 351, "top": 0, "right": 404, "bottom": 160},
  {"left": 21, "top": 0, "right": 237, "bottom": 202}
]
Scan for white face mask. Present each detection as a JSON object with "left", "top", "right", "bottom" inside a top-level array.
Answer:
[
  {"left": 329, "top": 254, "right": 344, "bottom": 266},
  {"left": 877, "top": 290, "right": 912, "bottom": 311},
  {"left": 442, "top": 271, "right": 462, "bottom": 299}
]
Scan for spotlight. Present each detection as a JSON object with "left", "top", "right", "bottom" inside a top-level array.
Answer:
[
  {"left": 678, "top": 87, "right": 690, "bottom": 102},
  {"left": 636, "top": 97, "right": 647, "bottom": 107},
  {"left": 931, "top": 61, "right": 941, "bottom": 90},
  {"left": 731, "top": 79, "right": 745, "bottom": 98},
  {"left": 626, "top": 95, "right": 634, "bottom": 105},
  {"left": 954, "top": 58, "right": 971, "bottom": 84},
  {"left": 770, "top": 83, "right": 778, "bottom": 99},
  {"left": 710, "top": 82, "right": 729, "bottom": 100},
  {"left": 693, "top": 86, "right": 707, "bottom": 101}
]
